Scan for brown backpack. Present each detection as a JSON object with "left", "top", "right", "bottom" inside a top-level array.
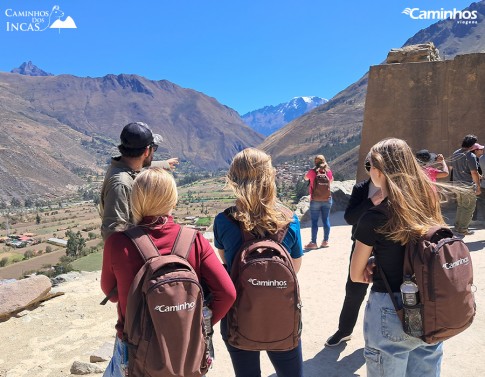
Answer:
[
  {"left": 381, "top": 227, "right": 476, "bottom": 344},
  {"left": 122, "top": 226, "right": 210, "bottom": 377},
  {"left": 224, "top": 207, "right": 302, "bottom": 351},
  {"left": 312, "top": 168, "right": 331, "bottom": 201}
]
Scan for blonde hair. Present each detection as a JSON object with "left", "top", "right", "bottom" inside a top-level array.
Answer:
[
  {"left": 314, "top": 154, "right": 329, "bottom": 171},
  {"left": 131, "top": 167, "right": 178, "bottom": 225},
  {"left": 370, "top": 138, "right": 446, "bottom": 244},
  {"left": 227, "top": 148, "right": 291, "bottom": 236}
]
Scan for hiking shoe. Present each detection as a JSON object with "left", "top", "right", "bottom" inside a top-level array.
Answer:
[
  {"left": 455, "top": 228, "right": 475, "bottom": 236},
  {"left": 304, "top": 242, "right": 318, "bottom": 250},
  {"left": 325, "top": 331, "right": 352, "bottom": 347},
  {"left": 320, "top": 241, "right": 329, "bottom": 248}
]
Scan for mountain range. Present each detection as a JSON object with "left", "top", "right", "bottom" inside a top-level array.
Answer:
[
  {"left": 2, "top": 0, "right": 485, "bottom": 201},
  {"left": 241, "top": 96, "right": 327, "bottom": 136},
  {"left": 260, "top": 0, "right": 485, "bottom": 178},
  {"left": 0, "top": 69, "right": 263, "bottom": 201}
]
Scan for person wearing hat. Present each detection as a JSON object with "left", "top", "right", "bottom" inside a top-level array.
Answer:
[
  {"left": 451, "top": 135, "right": 481, "bottom": 236},
  {"left": 415, "top": 149, "right": 449, "bottom": 183},
  {"left": 99, "top": 122, "right": 179, "bottom": 241}
]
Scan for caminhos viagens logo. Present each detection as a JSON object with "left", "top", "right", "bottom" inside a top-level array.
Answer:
[
  {"left": 5, "top": 5, "right": 77, "bottom": 32},
  {"left": 402, "top": 7, "right": 478, "bottom": 24},
  {"left": 443, "top": 257, "right": 470, "bottom": 270},
  {"left": 248, "top": 278, "right": 288, "bottom": 288},
  {"left": 154, "top": 301, "right": 196, "bottom": 312}
]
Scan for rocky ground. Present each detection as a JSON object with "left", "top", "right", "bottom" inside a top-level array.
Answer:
[{"left": 0, "top": 213, "right": 484, "bottom": 377}]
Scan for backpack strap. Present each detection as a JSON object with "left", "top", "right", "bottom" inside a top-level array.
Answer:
[
  {"left": 100, "top": 226, "right": 158, "bottom": 305},
  {"left": 377, "top": 263, "right": 404, "bottom": 322},
  {"left": 124, "top": 226, "right": 159, "bottom": 262},
  {"left": 171, "top": 226, "right": 197, "bottom": 259}
]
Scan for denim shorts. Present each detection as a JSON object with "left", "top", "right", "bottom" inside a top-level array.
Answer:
[{"left": 363, "top": 291, "right": 443, "bottom": 377}]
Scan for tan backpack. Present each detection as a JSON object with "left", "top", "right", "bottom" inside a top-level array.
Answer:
[
  {"left": 224, "top": 207, "right": 302, "bottom": 351},
  {"left": 122, "top": 226, "right": 210, "bottom": 377}
]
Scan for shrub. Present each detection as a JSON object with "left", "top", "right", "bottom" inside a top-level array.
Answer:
[
  {"left": 45, "top": 245, "right": 53, "bottom": 253},
  {"left": 24, "top": 250, "right": 35, "bottom": 259},
  {"left": 0, "top": 257, "right": 8, "bottom": 267}
]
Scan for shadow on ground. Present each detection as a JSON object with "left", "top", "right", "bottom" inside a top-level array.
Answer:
[
  {"left": 267, "top": 344, "right": 365, "bottom": 377},
  {"left": 465, "top": 240, "right": 485, "bottom": 252}
]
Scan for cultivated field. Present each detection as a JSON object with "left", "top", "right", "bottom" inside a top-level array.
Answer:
[{"left": 0, "top": 176, "right": 238, "bottom": 279}]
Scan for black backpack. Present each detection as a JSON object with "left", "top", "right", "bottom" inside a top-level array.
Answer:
[{"left": 224, "top": 207, "right": 302, "bottom": 351}]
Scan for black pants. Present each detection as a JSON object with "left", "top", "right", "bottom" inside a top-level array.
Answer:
[{"left": 337, "top": 242, "right": 369, "bottom": 335}]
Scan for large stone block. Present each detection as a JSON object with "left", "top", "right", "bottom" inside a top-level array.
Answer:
[
  {"left": 358, "top": 53, "right": 485, "bottom": 182},
  {"left": 0, "top": 275, "right": 52, "bottom": 321}
]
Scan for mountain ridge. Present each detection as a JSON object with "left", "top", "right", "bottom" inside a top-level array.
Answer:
[
  {"left": 0, "top": 67, "right": 263, "bottom": 201},
  {"left": 242, "top": 96, "right": 327, "bottom": 136}
]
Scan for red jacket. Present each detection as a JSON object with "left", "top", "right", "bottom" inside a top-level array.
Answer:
[{"left": 101, "top": 216, "right": 236, "bottom": 339}]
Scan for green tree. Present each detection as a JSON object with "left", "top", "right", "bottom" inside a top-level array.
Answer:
[
  {"left": 293, "top": 180, "right": 309, "bottom": 203},
  {"left": 11, "top": 197, "right": 21, "bottom": 207},
  {"left": 65, "top": 230, "right": 86, "bottom": 257}
]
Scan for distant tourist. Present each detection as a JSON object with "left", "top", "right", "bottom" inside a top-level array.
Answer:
[
  {"left": 213, "top": 148, "right": 304, "bottom": 377},
  {"left": 325, "top": 154, "right": 383, "bottom": 347},
  {"left": 304, "top": 154, "right": 333, "bottom": 249},
  {"left": 470, "top": 143, "right": 485, "bottom": 221},
  {"left": 350, "top": 138, "right": 446, "bottom": 376},
  {"left": 99, "top": 122, "right": 179, "bottom": 241},
  {"left": 101, "top": 167, "right": 235, "bottom": 377},
  {"left": 478, "top": 151, "right": 485, "bottom": 222},
  {"left": 415, "top": 149, "right": 449, "bottom": 182},
  {"left": 450, "top": 134, "right": 480, "bottom": 236}
]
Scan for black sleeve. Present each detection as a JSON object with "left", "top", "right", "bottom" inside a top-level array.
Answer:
[
  {"left": 353, "top": 210, "right": 385, "bottom": 247},
  {"left": 344, "top": 180, "right": 374, "bottom": 226}
]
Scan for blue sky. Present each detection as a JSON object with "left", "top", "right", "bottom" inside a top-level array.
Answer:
[{"left": 0, "top": 0, "right": 479, "bottom": 114}]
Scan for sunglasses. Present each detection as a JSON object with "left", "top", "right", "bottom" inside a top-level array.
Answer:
[
  {"left": 364, "top": 160, "right": 371, "bottom": 172},
  {"left": 150, "top": 143, "right": 158, "bottom": 152}
]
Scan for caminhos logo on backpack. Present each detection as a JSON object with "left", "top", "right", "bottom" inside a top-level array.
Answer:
[
  {"left": 443, "top": 257, "right": 470, "bottom": 270},
  {"left": 154, "top": 301, "right": 196, "bottom": 312},
  {"left": 248, "top": 278, "right": 288, "bottom": 288}
]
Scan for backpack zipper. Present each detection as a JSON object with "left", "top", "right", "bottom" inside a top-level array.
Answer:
[{"left": 146, "top": 276, "right": 203, "bottom": 295}]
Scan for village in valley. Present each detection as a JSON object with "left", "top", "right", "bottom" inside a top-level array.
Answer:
[{"left": 0, "top": 157, "right": 317, "bottom": 280}]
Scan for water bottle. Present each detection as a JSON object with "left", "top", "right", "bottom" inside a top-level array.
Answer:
[
  {"left": 202, "top": 306, "right": 214, "bottom": 367},
  {"left": 400, "top": 275, "right": 419, "bottom": 306},
  {"left": 400, "top": 275, "right": 423, "bottom": 337}
]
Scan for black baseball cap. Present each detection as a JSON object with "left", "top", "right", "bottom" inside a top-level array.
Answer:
[{"left": 119, "top": 122, "right": 163, "bottom": 149}]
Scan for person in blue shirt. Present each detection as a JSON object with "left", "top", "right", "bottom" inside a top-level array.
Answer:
[{"left": 213, "top": 147, "right": 304, "bottom": 377}]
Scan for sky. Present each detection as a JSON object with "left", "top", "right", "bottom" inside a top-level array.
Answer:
[{"left": 0, "top": 0, "right": 479, "bottom": 115}]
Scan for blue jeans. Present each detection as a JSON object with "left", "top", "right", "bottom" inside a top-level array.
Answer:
[
  {"left": 364, "top": 291, "right": 443, "bottom": 377},
  {"left": 310, "top": 198, "right": 332, "bottom": 243},
  {"left": 220, "top": 317, "right": 303, "bottom": 377},
  {"left": 103, "top": 336, "right": 128, "bottom": 377}
]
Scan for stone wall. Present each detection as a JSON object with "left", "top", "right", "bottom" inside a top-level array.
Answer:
[{"left": 357, "top": 53, "right": 485, "bottom": 181}]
